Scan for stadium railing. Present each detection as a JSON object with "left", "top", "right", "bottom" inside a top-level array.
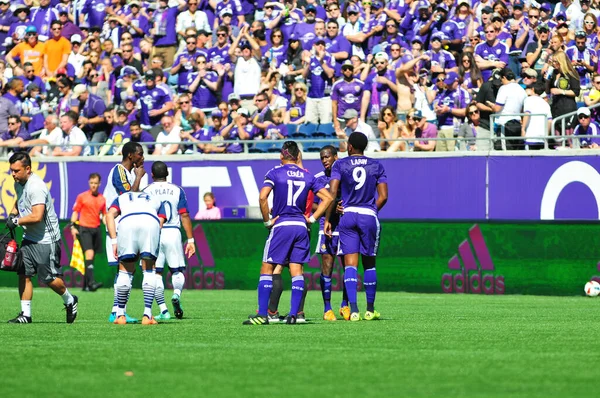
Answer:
[{"left": 552, "top": 102, "right": 600, "bottom": 148}]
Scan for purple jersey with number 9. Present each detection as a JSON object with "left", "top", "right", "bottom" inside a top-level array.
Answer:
[
  {"left": 262, "top": 164, "right": 326, "bottom": 223},
  {"left": 330, "top": 156, "right": 387, "bottom": 212}
]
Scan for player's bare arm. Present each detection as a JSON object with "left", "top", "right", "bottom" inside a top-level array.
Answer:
[
  {"left": 324, "top": 179, "right": 340, "bottom": 237},
  {"left": 376, "top": 182, "right": 389, "bottom": 211},
  {"left": 309, "top": 188, "right": 334, "bottom": 222},
  {"left": 16, "top": 204, "right": 45, "bottom": 226},
  {"left": 181, "top": 212, "right": 196, "bottom": 258},
  {"left": 259, "top": 186, "right": 279, "bottom": 228}
]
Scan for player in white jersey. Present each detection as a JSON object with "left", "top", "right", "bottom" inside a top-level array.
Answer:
[
  {"left": 143, "top": 161, "right": 195, "bottom": 320},
  {"left": 104, "top": 142, "right": 147, "bottom": 323},
  {"left": 106, "top": 191, "right": 167, "bottom": 325}
]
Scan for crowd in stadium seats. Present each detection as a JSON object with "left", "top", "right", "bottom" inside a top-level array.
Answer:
[{"left": 0, "top": 0, "right": 599, "bottom": 155}]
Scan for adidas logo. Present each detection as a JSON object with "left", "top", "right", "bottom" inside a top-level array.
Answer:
[
  {"left": 441, "top": 224, "right": 505, "bottom": 294},
  {"left": 267, "top": 257, "right": 273, "bottom": 262}
]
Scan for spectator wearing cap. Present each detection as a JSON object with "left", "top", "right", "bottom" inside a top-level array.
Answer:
[
  {"left": 73, "top": 84, "right": 108, "bottom": 148},
  {"left": 362, "top": 0, "right": 388, "bottom": 50},
  {"left": 342, "top": 4, "right": 368, "bottom": 60},
  {"left": 418, "top": 3, "right": 449, "bottom": 42},
  {"left": 27, "top": 114, "right": 62, "bottom": 156},
  {"left": 282, "top": 33, "right": 304, "bottom": 77},
  {"left": 58, "top": 10, "right": 83, "bottom": 41},
  {"left": 488, "top": 68, "right": 526, "bottom": 150},
  {"left": 0, "top": 0, "right": 12, "bottom": 50},
  {"left": 525, "top": 24, "right": 551, "bottom": 73},
  {"left": 305, "top": 0, "right": 328, "bottom": 21},
  {"left": 566, "top": 30, "right": 597, "bottom": 90},
  {"left": 171, "top": 36, "right": 208, "bottom": 92},
  {"left": 122, "top": 1, "right": 150, "bottom": 48},
  {"left": 574, "top": 106, "right": 600, "bottom": 148},
  {"left": 332, "top": 61, "right": 365, "bottom": 135},
  {"left": 135, "top": 69, "right": 174, "bottom": 132},
  {"left": 44, "top": 21, "right": 72, "bottom": 78},
  {"left": 222, "top": 108, "right": 257, "bottom": 153},
  {"left": 412, "top": 109, "right": 438, "bottom": 152},
  {"left": 433, "top": 71, "right": 470, "bottom": 151},
  {"left": 292, "top": 4, "right": 319, "bottom": 50},
  {"left": 362, "top": 52, "right": 397, "bottom": 135},
  {"left": 18, "top": 63, "right": 46, "bottom": 96},
  {"left": 522, "top": 81, "right": 552, "bottom": 150},
  {"left": 53, "top": 111, "right": 89, "bottom": 156},
  {"left": 21, "top": 84, "right": 45, "bottom": 135},
  {"left": 519, "top": 68, "right": 538, "bottom": 88},
  {"left": 29, "top": 0, "right": 59, "bottom": 42},
  {"left": 150, "top": 0, "right": 187, "bottom": 69},
  {"left": 302, "top": 38, "right": 335, "bottom": 124},
  {"left": 0, "top": 115, "right": 31, "bottom": 154},
  {"left": 539, "top": 3, "right": 557, "bottom": 29},
  {"left": 425, "top": 32, "right": 458, "bottom": 76},
  {"left": 6, "top": 4, "right": 30, "bottom": 48},
  {"left": 229, "top": 26, "right": 262, "bottom": 114},
  {"left": 553, "top": 0, "right": 581, "bottom": 28},
  {"left": 128, "top": 120, "right": 155, "bottom": 153},
  {"left": 337, "top": 108, "right": 379, "bottom": 152},
  {"left": 474, "top": 23, "right": 509, "bottom": 81},
  {"left": 402, "top": 1, "right": 432, "bottom": 46},
  {"left": 68, "top": 35, "right": 86, "bottom": 76},
  {"left": 228, "top": 93, "right": 242, "bottom": 116},
  {"left": 6, "top": 26, "right": 46, "bottom": 77},
  {"left": 214, "top": 0, "right": 245, "bottom": 28},
  {"left": 153, "top": 115, "right": 182, "bottom": 155}
]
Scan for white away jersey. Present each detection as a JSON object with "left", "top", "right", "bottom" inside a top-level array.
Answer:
[
  {"left": 109, "top": 192, "right": 167, "bottom": 224},
  {"left": 103, "top": 163, "right": 148, "bottom": 211},
  {"left": 143, "top": 181, "right": 189, "bottom": 228}
]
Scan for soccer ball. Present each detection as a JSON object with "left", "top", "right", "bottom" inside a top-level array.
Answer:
[{"left": 584, "top": 281, "right": 600, "bottom": 297}]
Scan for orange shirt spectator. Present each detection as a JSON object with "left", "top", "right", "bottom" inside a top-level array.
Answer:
[
  {"left": 6, "top": 26, "right": 46, "bottom": 76},
  {"left": 44, "top": 21, "right": 72, "bottom": 76}
]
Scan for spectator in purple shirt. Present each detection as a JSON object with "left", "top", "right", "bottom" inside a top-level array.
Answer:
[
  {"left": 302, "top": 38, "right": 335, "bottom": 124},
  {"left": 332, "top": 62, "right": 365, "bottom": 134},
  {"left": 151, "top": 0, "right": 186, "bottom": 68},
  {"left": 223, "top": 107, "right": 256, "bottom": 153},
  {"left": 29, "top": 0, "right": 59, "bottom": 42},
  {"left": 362, "top": 52, "right": 397, "bottom": 136},
  {"left": 73, "top": 84, "right": 108, "bottom": 149},
  {"left": 0, "top": 114, "right": 31, "bottom": 153},
  {"left": 474, "top": 23, "right": 509, "bottom": 81}
]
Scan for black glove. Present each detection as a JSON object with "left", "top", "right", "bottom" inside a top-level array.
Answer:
[{"left": 6, "top": 216, "right": 18, "bottom": 231}]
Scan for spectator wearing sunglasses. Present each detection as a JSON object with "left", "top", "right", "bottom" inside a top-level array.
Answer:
[
  {"left": 44, "top": 21, "right": 72, "bottom": 79},
  {"left": 566, "top": 30, "right": 597, "bottom": 90},
  {"left": 573, "top": 107, "right": 600, "bottom": 148},
  {"left": 474, "top": 23, "right": 509, "bottom": 81},
  {"left": 6, "top": 26, "right": 46, "bottom": 77},
  {"left": 525, "top": 24, "right": 551, "bottom": 74}
]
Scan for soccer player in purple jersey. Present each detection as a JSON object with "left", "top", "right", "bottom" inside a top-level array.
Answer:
[
  {"left": 325, "top": 133, "right": 388, "bottom": 322},
  {"left": 244, "top": 141, "right": 333, "bottom": 325},
  {"left": 314, "top": 145, "right": 346, "bottom": 321}
]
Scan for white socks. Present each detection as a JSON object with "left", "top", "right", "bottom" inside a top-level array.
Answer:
[
  {"left": 172, "top": 271, "right": 185, "bottom": 297},
  {"left": 21, "top": 300, "right": 31, "bottom": 317}
]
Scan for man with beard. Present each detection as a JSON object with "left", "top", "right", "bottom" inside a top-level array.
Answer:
[
  {"left": 332, "top": 62, "right": 365, "bottom": 136},
  {"left": 361, "top": 53, "right": 397, "bottom": 136}
]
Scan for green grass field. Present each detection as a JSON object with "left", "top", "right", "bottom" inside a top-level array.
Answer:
[{"left": 0, "top": 288, "right": 599, "bottom": 398}]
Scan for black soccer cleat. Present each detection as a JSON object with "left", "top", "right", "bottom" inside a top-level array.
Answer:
[
  {"left": 8, "top": 312, "right": 32, "bottom": 324},
  {"left": 243, "top": 315, "right": 269, "bottom": 325},
  {"left": 88, "top": 282, "right": 103, "bottom": 292},
  {"left": 286, "top": 315, "right": 297, "bottom": 324},
  {"left": 65, "top": 296, "right": 78, "bottom": 324},
  {"left": 171, "top": 294, "right": 184, "bottom": 319}
]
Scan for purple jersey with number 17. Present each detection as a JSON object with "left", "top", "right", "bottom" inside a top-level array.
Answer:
[
  {"left": 330, "top": 156, "right": 387, "bottom": 213},
  {"left": 262, "top": 163, "right": 326, "bottom": 223}
]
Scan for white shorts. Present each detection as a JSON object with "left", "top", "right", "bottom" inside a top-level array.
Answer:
[
  {"left": 155, "top": 227, "right": 186, "bottom": 271},
  {"left": 116, "top": 213, "right": 161, "bottom": 262}
]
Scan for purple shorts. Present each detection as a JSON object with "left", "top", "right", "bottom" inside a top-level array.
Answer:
[
  {"left": 316, "top": 231, "right": 339, "bottom": 256},
  {"left": 337, "top": 208, "right": 381, "bottom": 257},
  {"left": 263, "top": 221, "right": 310, "bottom": 265}
]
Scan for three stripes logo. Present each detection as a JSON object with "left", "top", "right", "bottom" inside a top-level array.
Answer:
[{"left": 441, "top": 224, "right": 505, "bottom": 294}]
